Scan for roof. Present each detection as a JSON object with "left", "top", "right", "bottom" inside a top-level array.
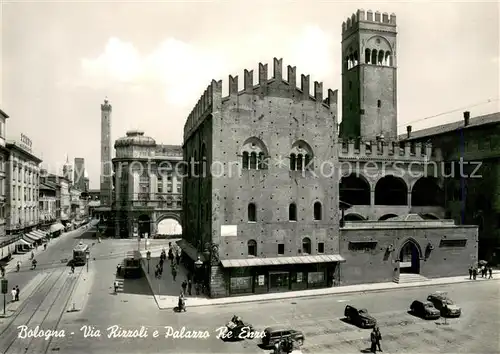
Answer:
[
  {"left": 0, "top": 108, "right": 9, "bottom": 119},
  {"left": 40, "top": 182, "right": 56, "bottom": 191},
  {"left": 6, "top": 141, "right": 42, "bottom": 163},
  {"left": 400, "top": 112, "right": 500, "bottom": 141},
  {"left": 221, "top": 254, "right": 345, "bottom": 268},
  {"left": 115, "top": 130, "right": 156, "bottom": 148}
]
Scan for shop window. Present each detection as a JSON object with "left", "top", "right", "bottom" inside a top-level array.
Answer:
[
  {"left": 302, "top": 237, "right": 311, "bottom": 254},
  {"left": 248, "top": 203, "right": 256, "bottom": 222},
  {"left": 278, "top": 243, "right": 285, "bottom": 255},
  {"left": 247, "top": 240, "right": 257, "bottom": 256},
  {"left": 439, "top": 239, "right": 467, "bottom": 248},
  {"left": 318, "top": 242, "right": 324, "bottom": 253},
  {"left": 313, "top": 202, "right": 322, "bottom": 220},
  {"left": 289, "top": 203, "right": 297, "bottom": 221}
]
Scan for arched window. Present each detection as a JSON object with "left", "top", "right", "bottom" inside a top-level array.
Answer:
[
  {"left": 314, "top": 202, "right": 322, "bottom": 221},
  {"left": 304, "top": 154, "right": 311, "bottom": 169},
  {"left": 247, "top": 240, "right": 257, "bottom": 256},
  {"left": 296, "top": 154, "right": 303, "bottom": 171},
  {"left": 385, "top": 51, "right": 392, "bottom": 66},
  {"left": 378, "top": 50, "right": 384, "bottom": 65},
  {"left": 290, "top": 153, "right": 296, "bottom": 170},
  {"left": 250, "top": 152, "right": 257, "bottom": 169},
  {"left": 257, "top": 153, "right": 266, "bottom": 169},
  {"left": 242, "top": 152, "right": 249, "bottom": 170},
  {"left": 289, "top": 203, "right": 297, "bottom": 221},
  {"left": 302, "top": 237, "right": 311, "bottom": 254},
  {"left": 248, "top": 203, "right": 256, "bottom": 222},
  {"left": 365, "top": 48, "right": 371, "bottom": 64},
  {"left": 371, "top": 49, "right": 377, "bottom": 65}
]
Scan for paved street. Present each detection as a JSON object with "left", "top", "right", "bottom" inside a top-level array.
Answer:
[{"left": 44, "top": 250, "right": 499, "bottom": 354}]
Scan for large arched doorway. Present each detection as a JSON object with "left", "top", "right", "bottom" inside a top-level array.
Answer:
[
  {"left": 411, "top": 177, "right": 444, "bottom": 206},
  {"left": 138, "top": 214, "right": 151, "bottom": 238},
  {"left": 379, "top": 214, "right": 397, "bottom": 221},
  {"left": 157, "top": 217, "right": 182, "bottom": 237},
  {"left": 399, "top": 239, "right": 421, "bottom": 274},
  {"left": 375, "top": 176, "right": 408, "bottom": 205},
  {"left": 339, "top": 174, "right": 371, "bottom": 205}
]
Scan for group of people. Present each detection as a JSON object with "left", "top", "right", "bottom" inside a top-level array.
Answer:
[
  {"left": 155, "top": 243, "right": 183, "bottom": 280},
  {"left": 10, "top": 285, "right": 20, "bottom": 303},
  {"left": 468, "top": 265, "right": 493, "bottom": 280}
]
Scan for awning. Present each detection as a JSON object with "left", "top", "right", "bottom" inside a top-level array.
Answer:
[
  {"left": 21, "top": 236, "right": 35, "bottom": 244},
  {"left": 176, "top": 239, "right": 208, "bottom": 262},
  {"left": 17, "top": 238, "right": 32, "bottom": 246},
  {"left": 49, "top": 223, "right": 65, "bottom": 233},
  {"left": 221, "top": 254, "right": 346, "bottom": 268},
  {"left": 33, "top": 230, "right": 47, "bottom": 238},
  {"left": 25, "top": 232, "right": 40, "bottom": 241}
]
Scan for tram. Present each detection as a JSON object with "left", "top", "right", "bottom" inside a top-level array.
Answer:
[
  {"left": 122, "top": 250, "right": 143, "bottom": 278},
  {"left": 72, "top": 242, "right": 89, "bottom": 266}
]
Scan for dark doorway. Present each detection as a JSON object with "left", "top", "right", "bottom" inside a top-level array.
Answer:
[
  {"left": 339, "top": 174, "right": 371, "bottom": 205},
  {"left": 375, "top": 176, "right": 408, "bottom": 205},
  {"left": 138, "top": 214, "right": 151, "bottom": 237},
  {"left": 399, "top": 240, "right": 420, "bottom": 274}
]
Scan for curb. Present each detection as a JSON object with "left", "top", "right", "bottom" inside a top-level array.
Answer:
[
  {"left": 66, "top": 267, "right": 91, "bottom": 313},
  {"left": 155, "top": 276, "right": 500, "bottom": 310}
]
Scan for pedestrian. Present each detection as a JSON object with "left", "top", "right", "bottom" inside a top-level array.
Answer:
[
  {"left": 176, "top": 251, "right": 181, "bottom": 266},
  {"left": 187, "top": 279, "right": 192, "bottom": 295},
  {"left": 172, "top": 266, "right": 177, "bottom": 281},
  {"left": 15, "top": 285, "right": 19, "bottom": 301},
  {"left": 168, "top": 248, "right": 174, "bottom": 264},
  {"left": 158, "top": 265, "right": 163, "bottom": 277},
  {"left": 468, "top": 266, "right": 473, "bottom": 280},
  {"left": 11, "top": 287, "right": 16, "bottom": 302},
  {"left": 181, "top": 279, "right": 187, "bottom": 294},
  {"left": 374, "top": 326, "right": 382, "bottom": 352},
  {"left": 154, "top": 269, "right": 159, "bottom": 278},
  {"left": 483, "top": 266, "right": 488, "bottom": 278},
  {"left": 0, "top": 265, "right": 5, "bottom": 278},
  {"left": 370, "top": 328, "right": 377, "bottom": 353},
  {"left": 488, "top": 267, "right": 493, "bottom": 279},
  {"left": 472, "top": 267, "right": 477, "bottom": 280},
  {"left": 159, "top": 257, "right": 164, "bottom": 269},
  {"left": 195, "top": 282, "right": 200, "bottom": 295},
  {"left": 71, "top": 264, "right": 75, "bottom": 274}
]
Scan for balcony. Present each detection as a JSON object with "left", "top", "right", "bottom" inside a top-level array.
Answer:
[{"left": 123, "top": 193, "right": 183, "bottom": 210}]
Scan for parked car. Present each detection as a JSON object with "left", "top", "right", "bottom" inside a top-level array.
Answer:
[
  {"left": 410, "top": 300, "right": 441, "bottom": 319},
  {"left": 261, "top": 327, "right": 305, "bottom": 348},
  {"left": 344, "top": 305, "right": 377, "bottom": 328},
  {"left": 223, "top": 315, "right": 254, "bottom": 340},
  {"left": 427, "top": 292, "right": 462, "bottom": 317}
]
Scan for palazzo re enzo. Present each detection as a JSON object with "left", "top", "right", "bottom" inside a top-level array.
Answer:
[{"left": 108, "top": 8, "right": 497, "bottom": 298}]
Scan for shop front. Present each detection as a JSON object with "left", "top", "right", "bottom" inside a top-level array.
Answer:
[{"left": 221, "top": 254, "right": 345, "bottom": 296}]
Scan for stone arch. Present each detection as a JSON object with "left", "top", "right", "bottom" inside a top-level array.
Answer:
[
  {"left": 375, "top": 175, "right": 408, "bottom": 205},
  {"left": 343, "top": 213, "right": 366, "bottom": 221},
  {"left": 241, "top": 137, "right": 269, "bottom": 170},
  {"left": 398, "top": 238, "right": 423, "bottom": 274},
  {"left": 411, "top": 177, "right": 444, "bottom": 207},
  {"left": 365, "top": 35, "right": 393, "bottom": 53},
  {"left": 379, "top": 214, "right": 398, "bottom": 221},
  {"left": 156, "top": 212, "right": 182, "bottom": 225},
  {"left": 290, "top": 140, "right": 314, "bottom": 171},
  {"left": 138, "top": 214, "right": 151, "bottom": 237},
  {"left": 339, "top": 174, "right": 371, "bottom": 205},
  {"left": 157, "top": 213, "right": 182, "bottom": 236},
  {"left": 420, "top": 213, "right": 440, "bottom": 220}
]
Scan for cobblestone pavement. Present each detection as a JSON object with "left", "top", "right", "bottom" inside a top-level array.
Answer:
[{"left": 44, "top": 242, "right": 499, "bottom": 354}]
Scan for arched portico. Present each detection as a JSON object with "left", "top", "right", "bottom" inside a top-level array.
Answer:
[
  {"left": 339, "top": 174, "right": 371, "bottom": 205},
  {"left": 411, "top": 177, "right": 444, "bottom": 206},
  {"left": 157, "top": 213, "right": 183, "bottom": 236},
  {"left": 399, "top": 238, "right": 422, "bottom": 274},
  {"left": 375, "top": 175, "right": 408, "bottom": 205}
]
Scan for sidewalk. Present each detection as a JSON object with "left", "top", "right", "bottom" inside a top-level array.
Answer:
[{"left": 142, "top": 263, "right": 500, "bottom": 309}]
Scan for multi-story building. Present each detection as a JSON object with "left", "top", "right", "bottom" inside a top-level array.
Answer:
[
  {"left": 0, "top": 109, "right": 10, "bottom": 244},
  {"left": 39, "top": 171, "right": 65, "bottom": 236},
  {"left": 44, "top": 174, "right": 71, "bottom": 228},
  {"left": 5, "top": 135, "right": 42, "bottom": 238},
  {"left": 39, "top": 182, "right": 57, "bottom": 225},
  {"left": 178, "top": 9, "right": 479, "bottom": 298},
  {"left": 70, "top": 186, "right": 83, "bottom": 221},
  {"left": 73, "top": 157, "right": 88, "bottom": 192},
  {"left": 112, "top": 130, "right": 183, "bottom": 238}
]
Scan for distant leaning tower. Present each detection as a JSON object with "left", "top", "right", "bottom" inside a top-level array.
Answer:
[{"left": 100, "top": 97, "right": 112, "bottom": 206}]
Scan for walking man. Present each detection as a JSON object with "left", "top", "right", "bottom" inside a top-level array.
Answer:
[
  {"left": 181, "top": 279, "right": 187, "bottom": 294},
  {"left": 375, "top": 326, "right": 382, "bottom": 352},
  {"left": 472, "top": 267, "right": 477, "bottom": 280},
  {"left": 172, "top": 266, "right": 177, "bottom": 281},
  {"left": 468, "top": 266, "right": 473, "bottom": 280},
  {"left": 370, "top": 328, "right": 377, "bottom": 353},
  {"left": 187, "top": 279, "right": 192, "bottom": 296},
  {"left": 15, "top": 285, "right": 19, "bottom": 301},
  {"left": 11, "top": 287, "right": 16, "bottom": 302},
  {"left": 488, "top": 267, "right": 493, "bottom": 279},
  {"left": 176, "top": 250, "right": 181, "bottom": 266}
]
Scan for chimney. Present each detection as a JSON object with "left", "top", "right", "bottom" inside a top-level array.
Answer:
[
  {"left": 406, "top": 125, "right": 412, "bottom": 139},
  {"left": 464, "top": 111, "right": 470, "bottom": 126}
]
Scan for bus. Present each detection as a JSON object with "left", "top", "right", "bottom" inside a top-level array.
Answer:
[
  {"left": 122, "top": 250, "right": 143, "bottom": 278},
  {"left": 73, "top": 242, "right": 89, "bottom": 266}
]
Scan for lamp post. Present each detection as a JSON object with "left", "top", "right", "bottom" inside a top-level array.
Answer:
[
  {"left": 194, "top": 256, "right": 203, "bottom": 285},
  {"left": 146, "top": 251, "right": 151, "bottom": 274},
  {"left": 85, "top": 250, "right": 90, "bottom": 273}
]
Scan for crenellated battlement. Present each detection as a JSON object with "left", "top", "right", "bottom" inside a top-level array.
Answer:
[
  {"left": 342, "top": 9, "right": 396, "bottom": 33},
  {"left": 225, "top": 57, "right": 337, "bottom": 108},
  {"left": 338, "top": 138, "right": 443, "bottom": 161}
]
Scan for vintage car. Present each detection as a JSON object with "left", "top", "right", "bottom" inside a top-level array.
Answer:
[
  {"left": 427, "top": 292, "right": 462, "bottom": 317},
  {"left": 344, "top": 305, "right": 377, "bottom": 328},
  {"left": 262, "top": 327, "right": 305, "bottom": 348},
  {"left": 410, "top": 300, "right": 441, "bottom": 320},
  {"left": 224, "top": 316, "right": 254, "bottom": 340}
]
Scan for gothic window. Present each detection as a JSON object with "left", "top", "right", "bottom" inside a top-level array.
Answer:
[
  {"left": 248, "top": 240, "right": 257, "bottom": 256},
  {"left": 240, "top": 138, "right": 269, "bottom": 171},
  {"left": 290, "top": 154, "right": 296, "bottom": 170},
  {"left": 248, "top": 203, "right": 256, "bottom": 222},
  {"left": 302, "top": 237, "right": 311, "bottom": 254},
  {"left": 289, "top": 203, "right": 297, "bottom": 221},
  {"left": 290, "top": 140, "right": 314, "bottom": 171},
  {"left": 365, "top": 48, "right": 371, "bottom": 64},
  {"left": 313, "top": 202, "right": 322, "bottom": 221}
]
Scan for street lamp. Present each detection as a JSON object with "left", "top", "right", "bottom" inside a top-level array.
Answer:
[
  {"left": 85, "top": 250, "right": 90, "bottom": 273},
  {"left": 146, "top": 251, "right": 151, "bottom": 274}
]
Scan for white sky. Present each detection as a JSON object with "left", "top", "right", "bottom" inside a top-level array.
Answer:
[{"left": 2, "top": 1, "right": 499, "bottom": 188}]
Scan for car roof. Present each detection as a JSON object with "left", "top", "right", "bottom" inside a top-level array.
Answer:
[{"left": 264, "top": 327, "right": 296, "bottom": 333}]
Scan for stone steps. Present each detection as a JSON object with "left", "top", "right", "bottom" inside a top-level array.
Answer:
[{"left": 393, "top": 273, "right": 429, "bottom": 284}]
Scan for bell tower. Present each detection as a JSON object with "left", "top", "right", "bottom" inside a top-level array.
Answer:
[
  {"left": 100, "top": 97, "right": 112, "bottom": 206},
  {"left": 340, "top": 9, "right": 398, "bottom": 140}
]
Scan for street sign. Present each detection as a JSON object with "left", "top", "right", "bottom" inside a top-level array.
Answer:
[{"left": 1, "top": 279, "right": 8, "bottom": 294}]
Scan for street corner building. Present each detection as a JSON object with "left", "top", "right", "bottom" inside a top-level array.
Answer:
[{"left": 180, "top": 57, "right": 343, "bottom": 298}]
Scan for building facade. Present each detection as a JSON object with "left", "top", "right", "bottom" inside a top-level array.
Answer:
[
  {"left": 100, "top": 98, "right": 113, "bottom": 206},
  {"left": 181, "top": 58, "right": 341, "bottom": 297},
  {"left": 73, "top": 157, "right": 88, "bottom": 192},
  {"left": 5, "top": 137, "right": 42, "bottom": 237},
  {"left": 0, "top": 109, "right": 10, "bottom": 245},
  {"left": 179, "top": 9, "right": 479, "bottom": 297},
  {"left": 39, "top": 182, "right": 57, "bottom": 226},
  {"left": 112, "top": 130, "right": 183, "bottom": 238},
  {"left": 402, "top": 111, "right": 500, "bottom": 264}
]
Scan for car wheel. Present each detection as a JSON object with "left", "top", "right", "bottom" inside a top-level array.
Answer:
[{"left": 297, "top": 339, "right": 304, "bottom": 346}]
